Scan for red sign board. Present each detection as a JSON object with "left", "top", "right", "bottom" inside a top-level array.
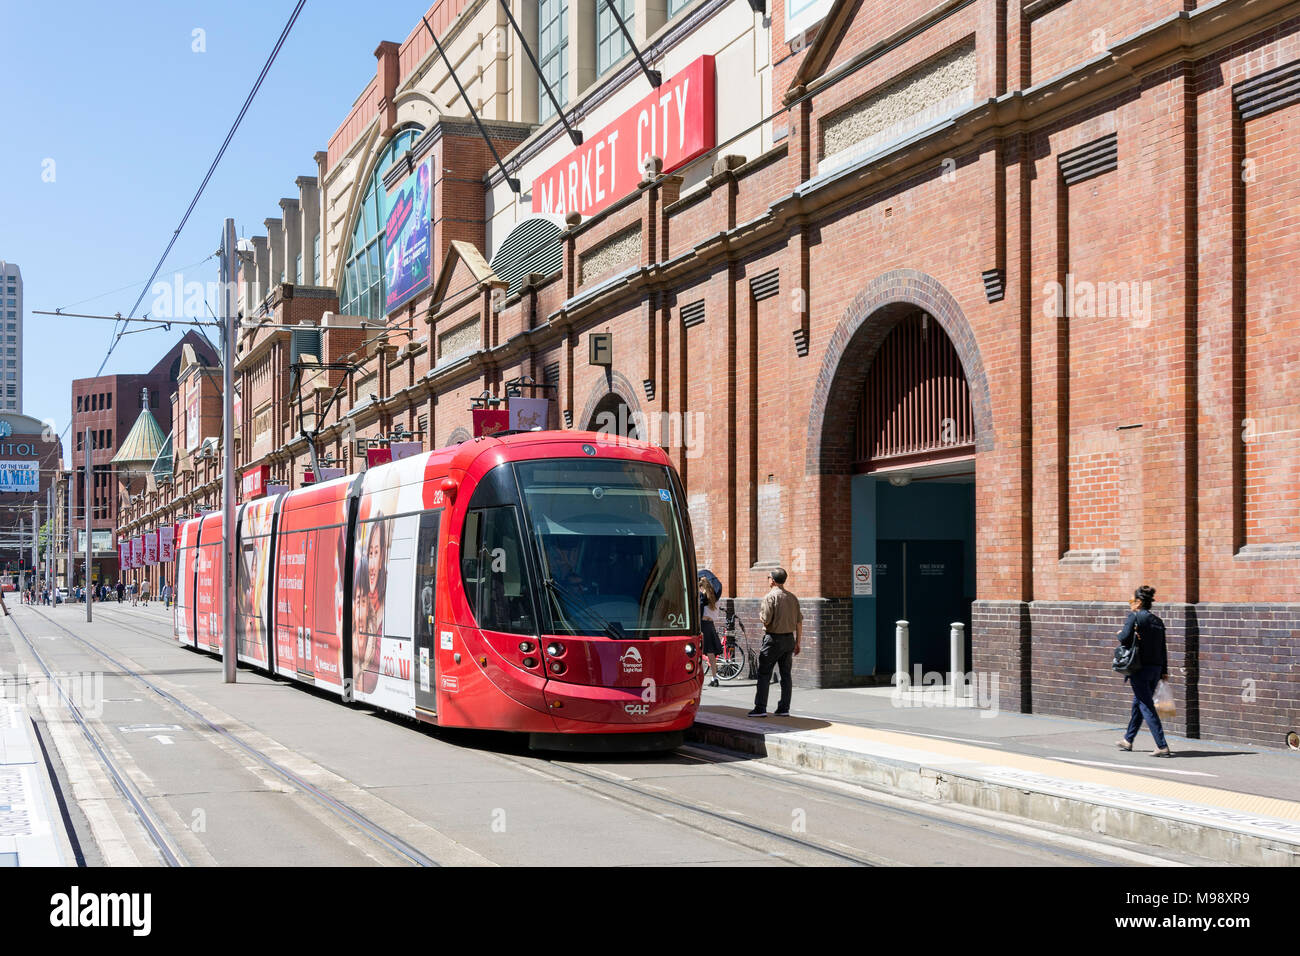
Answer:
[
  {"left": 472, "top": 408, "right": 509, "bottom": 438},
  {"left": 531, "top": 55, "right": 715, "bottom": 219},
  {"left": 366, "top": 447, "right": 393, "bottom": 468},
  {"left": 242, "top": 464, "right": 270, "bottom": 500}
]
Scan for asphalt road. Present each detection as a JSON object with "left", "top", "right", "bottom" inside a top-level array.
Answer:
[{"left": 0, "top": 601, "right": 1207, "bottom": 866}]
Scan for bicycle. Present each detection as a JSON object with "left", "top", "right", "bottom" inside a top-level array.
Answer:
[{"left": 701, "top": 611, "right": 777, "bottom": 683}]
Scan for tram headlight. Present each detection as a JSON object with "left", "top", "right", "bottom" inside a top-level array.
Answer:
[
  {"left": 522, "top": 656, "right": 538, "bottom": 669},
  {"left": 685, "top": 662, "right": 694, "bottom": 673},
  {"left": 546, "top": 642, "right": 565, "bottom": 658},
  {"left": 518, "top": 641, "right": 535, "bottom": 653},
  {"left": 549, "top": 661, "right": 566, "bottom": 675},
  {"left": 684, "top": 643, "right": 696, "bottom": 657}
]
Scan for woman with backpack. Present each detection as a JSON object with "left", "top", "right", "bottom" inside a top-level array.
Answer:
[{"left": 1115, "top": 584, "right": 1172, "bottom": 756}]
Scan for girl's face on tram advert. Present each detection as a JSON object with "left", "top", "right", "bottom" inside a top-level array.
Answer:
[{"left": 368, "top": 532, "right": 382, "bottom": 594}]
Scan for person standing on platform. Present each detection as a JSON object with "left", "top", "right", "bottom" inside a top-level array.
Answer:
[{"left": 748, "top": 567, "right": 803, "bottom": 718}]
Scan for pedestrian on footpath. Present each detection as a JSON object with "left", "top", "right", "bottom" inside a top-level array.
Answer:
[
  {"left": 140, "top": 579, "right": 151, "bottom": 607},
  {"left": 1116, "top": 584, "right": 1172, "bottom": 757},
  {"left": 162, "top": 580, "right": 171, "bottom": 609},
  {"left": 116, "top": 581, "right": 124, "bottom": 603},
  {"left": 699, "top": 574, "right": 723, "bottom": 687},
  {"left": 748, "top": 567, "right": 802, "bottom": 718}
]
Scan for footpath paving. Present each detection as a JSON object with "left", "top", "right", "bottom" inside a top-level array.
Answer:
[{"left": 691, "top": 678, "right": 1300, "bottom": 865}]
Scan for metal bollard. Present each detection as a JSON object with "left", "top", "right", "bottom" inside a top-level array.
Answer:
[
  {"left": 950, "top": 622, "right": 966, "bottom": 700},
  {"left": 894, "top": 620, "right": 910, "bottom": 689}
]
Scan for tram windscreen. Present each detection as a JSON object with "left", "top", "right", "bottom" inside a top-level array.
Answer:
[{"left": 516, "top": 459, "right": 693, "bottom": 637}]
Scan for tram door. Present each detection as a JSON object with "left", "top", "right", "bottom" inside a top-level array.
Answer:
[{"left": 413, "top": 511, "right": 441, "bottom": 714}]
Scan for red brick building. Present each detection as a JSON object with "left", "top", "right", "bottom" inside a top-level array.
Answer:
[
  {"left": 70, "top": 331, "right": 216, "bottom": 584},
  {"left": 119, "top": 0, "right": 1300, "bottom": 746}
]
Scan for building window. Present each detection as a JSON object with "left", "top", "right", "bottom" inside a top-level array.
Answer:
[
  {"left": 77, "top": 396, "right": 83, "bottom": 412},
  {"left": 313, "top": 234, "right": 321, "bottom": 285},
  {"left": 296, "top": 253, "right": 303, "bottom": 284},
  {"left": 106, "top": 393, "right": 111, "bottom": 409},
  {"left": 597, "top": 0, "right": 633, "bottom": 76},
  {"left": 339, "top": 126, "right": 422, "bottom": 320},
  {"left": 668, "top": 0, "right": 692, "bottom": 14},
  {"left": 538, "top": 0, "right": 570, "bottom": 120}
]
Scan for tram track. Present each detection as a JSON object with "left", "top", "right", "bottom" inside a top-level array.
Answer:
[
  {"left": 21, "top": 605, "right": 447, "bottom": 867},
  {"left": 70, "top": 606, "right": 1182, "bottom": 866},
  {"left": 7, "top": 611, "right": 186, "bottom": 866},
  {"left": 89, "top": 608, "right": 891, "bottom": 865}
]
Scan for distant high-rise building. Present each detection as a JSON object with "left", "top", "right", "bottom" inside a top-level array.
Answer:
[{"left": 0, "top": 262, "right": 21, "bottom": 413}]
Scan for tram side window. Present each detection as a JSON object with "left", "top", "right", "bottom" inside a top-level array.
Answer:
[
  {"left": 415, "top": 512, "right": 440, "bottom": 642},
  {"left": 462, "top": 507, "right": 535, "bottom": 635}
]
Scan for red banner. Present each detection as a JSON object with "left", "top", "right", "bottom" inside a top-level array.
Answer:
[
  {"left": 472, "top": 408, "right": 509, "bottom": 438},
  {"left": 366, "top": 447, "right": 393, "bottom": 469},
  {"left": 131, "top": 536, "right": 143, "bottom": 569},
  {"left": 160, "top": 525, "right": 174, "bottom": 562},
  {"left": 144, "top": 531, "right": 159, "bottom": 565},
  {"left": 242, "top": 464, "right": 270, "bottom": 500},
  {"left": 531, "top": 55, "right": 715, "bottom": 219}
]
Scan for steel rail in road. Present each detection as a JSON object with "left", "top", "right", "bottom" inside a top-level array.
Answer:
[
  {"left": 26, "top": 606, "right": 442, "bottom": 867},
  {"left": 8, "top": 613, "right": 187, "bottom": 866}
]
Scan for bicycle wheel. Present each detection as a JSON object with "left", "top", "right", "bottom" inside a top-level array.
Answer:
[{"left": 716, "top": 645, "right": 744, "bottom": 681}]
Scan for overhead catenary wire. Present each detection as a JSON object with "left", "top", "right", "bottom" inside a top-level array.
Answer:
[{"left": 66, "top": 0, "right": 308, "bottom": 441}]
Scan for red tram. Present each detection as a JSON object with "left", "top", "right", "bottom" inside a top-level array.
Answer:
[{"left": 174, "top": 431, "right": 703, "bottom": 749}]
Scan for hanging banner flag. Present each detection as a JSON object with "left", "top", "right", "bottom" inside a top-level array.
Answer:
[
  {"left": 531, "top": 55, "right": 715, "bottom": 219},
  {"left": 508, "top": 397, "right": 550, "bottom": 432},
  {"left": 145, "top": 531, "right": 159, "bottom": 565},
  {"left": 119, "top": 541, "right": 130, "bottom": 568},
  {"left": 159, "top": 525, "right": 175, "bottom": 562},
  {"left": 472, "top": 408, "right": 509, "bottom": 438},
  {"left": 366, "top": 447, "right": 393, "bottom": 468},
  {"left": 389, "top": 441, "right": 423, "bottom": 461},
  {"left": 242, "top": 464, "right": 270, "bottom": 500},
  {"left": 131, "top": 536, "right": 143, "bottom": 569}
]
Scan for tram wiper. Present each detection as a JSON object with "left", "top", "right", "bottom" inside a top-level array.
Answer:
[{"left": 541, "top": 577, "right": 628, "bottom": 641}]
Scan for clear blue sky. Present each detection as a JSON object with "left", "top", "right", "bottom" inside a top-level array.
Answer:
[{"left": 0, "top": 1, "right": 426, "bottom": 450}]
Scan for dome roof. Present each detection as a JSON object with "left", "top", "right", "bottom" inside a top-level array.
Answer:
[{"left": 111, "top": 392, "right": 168, "bottom": 466}]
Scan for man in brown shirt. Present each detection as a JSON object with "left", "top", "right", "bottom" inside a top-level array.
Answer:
[{"left": 748, "top": 567, "right": 802, "bottom": 717}]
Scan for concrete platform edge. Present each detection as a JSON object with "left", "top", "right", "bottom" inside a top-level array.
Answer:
[{"left": 687, "top": 718, "right": 1300, "bottom": 867}]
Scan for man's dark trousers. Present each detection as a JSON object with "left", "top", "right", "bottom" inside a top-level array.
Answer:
[{"left": 754, "top": 632, "right": 796, "bottom": 713}]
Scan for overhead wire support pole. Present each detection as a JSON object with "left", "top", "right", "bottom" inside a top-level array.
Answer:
[
  {"left": 494, "top": 0, "right": 582, "bottom": 146},
  {"left": 220, "top": 219, "right": 237, "bottom": 684},
  {"left": 421, "top": 14, "right": 522, "bottom": 193},
  {"left": 600, "top": 0, "right": 661, "bottom": 87},
  {"left": 84, "top": 429, "right": 92, "bottom": 622}
]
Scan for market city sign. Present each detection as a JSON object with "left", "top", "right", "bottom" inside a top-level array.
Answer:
[{"left": 531, "top": 55, "right": 716, "bottom": 219}]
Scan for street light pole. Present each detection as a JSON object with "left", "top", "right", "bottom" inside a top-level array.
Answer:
[{"left": 220, "top": 218, "right": 237, "bottom": 684}]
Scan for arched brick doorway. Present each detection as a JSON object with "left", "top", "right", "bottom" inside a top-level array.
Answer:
[{"left": 806, "top": 270, "right": 992, "bottom": 686}]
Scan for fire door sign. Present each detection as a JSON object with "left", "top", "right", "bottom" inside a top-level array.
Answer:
[
  {"left": 531, "top": 55, "right": 715, "bottom": 219},
  {"left": 853, "top": 563, "right": 873, "bottom": 596}
]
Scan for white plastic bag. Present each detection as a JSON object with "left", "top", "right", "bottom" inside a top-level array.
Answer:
[{"left": 1153, "top": 679, "right": 1176, "bottom": 718}]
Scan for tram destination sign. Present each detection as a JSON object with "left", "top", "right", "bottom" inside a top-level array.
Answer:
[{"left": 531, "top": 55, "right": 715, "bottom": 219}]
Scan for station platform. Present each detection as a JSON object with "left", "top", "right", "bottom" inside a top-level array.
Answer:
[{"left": 693, "top": 680, "right": 1300, "bottom": 865}]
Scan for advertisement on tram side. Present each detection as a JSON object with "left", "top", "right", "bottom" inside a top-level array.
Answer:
[
  {"left": 236, "top": 497, "right": 277, "bottom": 667},
  {"left": 352, "top": 455, "right": 429, "bottom": 715},
  {"left": 194, "top": 518, "right": 221, "bottom": 652},
  {"left": 275, "top": 483, "right": 349, "bottom": 694}
]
